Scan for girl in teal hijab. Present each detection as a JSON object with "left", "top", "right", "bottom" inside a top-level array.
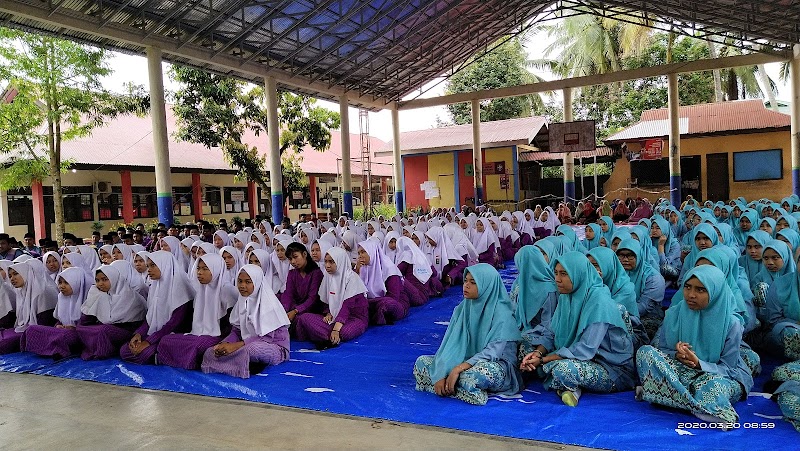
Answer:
[
  {"left": 413, "top": 264, "right": 522, "bottom": 405},
  {"left": 764, "top": 254, "right": 800, "bottom": 361},
  {"left": 651, "top": 216, "right": 682, "bottom": 279},
  {"left": 777, "top": 213, "right": 799, "bottom": 234},
  {"left": 740, "top": 230, "right": 772, "bottom": 287},
  {"left": 637, "top": 266, "right": 753, "bottom": 426},
  {"left": 616, "top": 239, "right": 665, "bottom": 338},
  {"left": 533, "top": 239, "right": 556, "bottom": 266},
  {"left": 520, "top": 251, "right": 635, "bottom": 406},
  {"left": 759, "top": 217, "right": 777, "bottom": 238},
  {"left": 587, "top": 247, "right": 638, "bottom": 319},
  {"left": 583, "top": 223, "right": 603, "bottom": 251},
  {"left": 735, "top": 210, "right": 759, "bottom": 247},
  {"left": 610, "top": 228, "right": 632, "bottom": 252},
  {"left": 556, "top": 224, "right": 587, "bottom": 254},
  {"left": 597, "top": 216, "right": 616, "bottom": 246},
  {"left": 511, "top": 246, "right": 558, "bottom": 332},
  {"left": 629, "top": 225, "right": 660, "bottom": 271},
  {"left": 678, "top": 223, "right": 720, "bottom": 283},
  {"left": 753, "top": 240, "right": 796, "bottom": 286},
  {"left": 777, "top": 229, "right": 800, "bottom": 260}
]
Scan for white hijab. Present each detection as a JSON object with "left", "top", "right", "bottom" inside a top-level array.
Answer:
[
  {"left": 53, "top": 267, "right": 91, "bottom": 326},
  {"left": 231, "top": 265, "right": 290, "bottom": 340},
  {"left": 357, "top": 239, "right": 402, "bottom": 299},
  {"left": 397, "top": 237, "right": 433, "bottom": 283},
  {"left": 110, "top": 259, "right": 148, "bottom": 299},
  {"left": 189, "top": 254, "right": 238, "bottom": 336},
  {"left": 270, "top": 239, "right": 293, "bottom": 293},
  {"left": 219, "top": 246, "right": 243, "bottom": 285},
  {"left": 10, "top": 259, "right": 58, "bottom": 332},
  {"left": 318, "top": 248, "right": 367, "bottom": 319},
  {"left": 76, "top": 245, "right": 102, "bottom": 271},
  {"left": 144, "top": 251, "right": 195, "bottom": 336},
  {"left": 424, "top": 226, "right": 462, "bottom": 276},
  {"left": 0, "top": 261, "right": 16, "bottom": 320},
  {"left": 82, "top": 265, "right": 146, "bottom": 324}
]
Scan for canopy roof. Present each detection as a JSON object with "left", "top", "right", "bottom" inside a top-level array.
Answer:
[{"left": 1, "top": 1, "right": 798, "bottom": 110}]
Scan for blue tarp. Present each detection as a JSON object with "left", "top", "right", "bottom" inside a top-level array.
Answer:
[{"left": 0, "top": 262, "right": 796, "bottom": 450}]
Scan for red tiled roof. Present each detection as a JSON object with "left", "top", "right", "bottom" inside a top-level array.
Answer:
[
  {"left": 605, "top": 99, "right": 789, "bottom": 144},
  {"left": 1, "top": 105, "right": 390, "bottom": 177},
  {"left": 377, "top": 116, "right": 548, "bottom": 154}
]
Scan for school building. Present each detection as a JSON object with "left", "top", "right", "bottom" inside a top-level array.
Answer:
[
  {"left": 0, "top": 106, "right": 393, "bottom": 240},
  {"left": 602, "top": 99, "right": 792, "bottom": 203}
]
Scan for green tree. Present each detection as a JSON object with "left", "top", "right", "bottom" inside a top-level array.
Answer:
[
  {"left": 170, "top": 67, "right": 340, "bottom": 207},
  {"left": 0, "top": 28, "right": 148, "bottom": 242},
  {"left": 445, "top": 38, "right": 545, "bottom": 124}
]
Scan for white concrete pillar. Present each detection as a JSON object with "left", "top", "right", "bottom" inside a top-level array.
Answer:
[
  {"left": 146, "top": 46, "right": 173, "bottom": 225},
  {"left": 340, "top": 95, "right": 353, "bottom": 216},
  {"left": 265, "top": 76, "right": 283, "bottom": 223},
  {"left": 391, "top": 108, "right": 403, "bottom": 213},
  {"left": 668, "top": 73, "right": 682, "bottom": 206},
  {"left": 471, "top": 99, "right": 483, "bottom": 204},
  {"left": 562, "top": 88, "right": 575, "bottom": 202}
]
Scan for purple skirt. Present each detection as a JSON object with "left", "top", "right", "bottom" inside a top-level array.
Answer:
[
  {"left": 157, "top": 334, "right": 221, "bottom": 370},
  {"left": 23, "top": 325, "right": 81, "bottom": 358},
  {"left": 0, "top": 329, "right": 23, "bottom": 355},
  {"left": 76, "top": 324, "right": 133, "bottom": 360}
]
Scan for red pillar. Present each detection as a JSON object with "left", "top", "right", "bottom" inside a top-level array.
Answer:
[
  {"left": 31, "top": 181, "right": 47, "bottom": 240},
  {"left": 247, "top": 181, "right": 258, "bottom": 219},
  {"left": 192, "top": 173, "right": 203, "bottom": 221},
  {"left": 381, "top": 177, "right": 388, "bottom": 204},
  {"left": 309, "top": 175, "right": 318, "bottom": 215},
  {"left": 120, "top": 170, "right": 134, "bottom": 225}
]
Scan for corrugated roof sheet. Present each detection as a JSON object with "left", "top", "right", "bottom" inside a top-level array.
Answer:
[
  {"left": 605, "top": 99, "right": 789, "bottom": 143},
  {"left": 518, "top": 146, "right": 616, "bottom": 163},
  {"left": 0, "top": 105, "right": 391, "bottom": 177},
  {"left": 378, "top": 116, "right": 548, "bottom": 154}
]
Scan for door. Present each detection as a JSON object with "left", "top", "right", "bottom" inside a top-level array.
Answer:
[
  {"left": 706, "top": 153, "right": 729, "bottom": 201},
  {"left": 680, "top": 156, "right": 702, "bottom": 201}
]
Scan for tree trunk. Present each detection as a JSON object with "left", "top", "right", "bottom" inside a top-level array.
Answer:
[
  {"left": 757, "top": 64, "right": 778, "bottom": 111},
  {"left": 52, "top": 119, "right": 64, "bottom": 244},
  {"left": 706, "top": 41, "right": 724, "bottom": 102},
  {"left": 726, "top": 70, "right": 739, "bottom": 100}
]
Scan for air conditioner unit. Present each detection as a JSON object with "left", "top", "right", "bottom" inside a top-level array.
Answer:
[{"left": 94, "top": 181, "right": 112, "bottom": 194}]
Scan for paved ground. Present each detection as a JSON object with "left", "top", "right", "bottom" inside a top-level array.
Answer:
[{"left": 0, "top": 372, "right": 590, "bottom": 450}]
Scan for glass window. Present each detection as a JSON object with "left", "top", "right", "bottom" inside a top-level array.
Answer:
[
  {"left": 172, "top": 187, "right": 193, "bottom": 217},
  {"left": 132, "top": 187, "right": 157, "bottom": 219},
  {"left": 7, "top": 188, "right": 33, "bottom": 226},
  {"left": 97, "top": 187, "right": 122, "bottom": 220},
  {"left": 204, "top": 187, "right": 222, "bottom": 215},
  {"left": 223, "top": 187, "right": 249, "bottom": 214},
  {"left": 62, "top": 186, "right": 94, "bottom": 222}
]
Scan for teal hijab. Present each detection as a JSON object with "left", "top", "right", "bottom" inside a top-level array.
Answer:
[
  {"left": 550, "top": 252, "right": 627, "bottom": 350},
  {"left": 773, "top": 266, "right": 800, "bottom": 322},
  {"left": 429, "top": 263, "right": 521, "bottom": 382},
  {"left": 588, "top": 247, "right": 639, "bottom": 318},
  {"left": 630, "top": 225, "right": 660, "bottom": 270},
  {"left": 739, "top": 230, "right": 772, "bottom": 284},
  {"left": 754, "top": 240, "right": 797, "bottom": 285},
  {"left": 682, "top": 223, "right": 720, "bottom": 279},
  {"left": 512, "top": 246, "right": 556, "bottom": 331},
  {"left": 584, "top": 223, "right": 603, "bottom": 250},
  {"left": 778, "top": 214, "right": 799, "bottom": 233},
  {"left": 663, "top": 266, "right": 734, "bottom": 363},
  {"left": 777, "top": 229, "right": 800, "bottom": 256},
  {"left": 735, "top": 210, "right": 759, "bottom": 246},
  {"left": 759, "top": 217, "right": 777, "bottom": 238},
  {"left": 598, "top": 216, "right": 616, "bottom": 245},
  {"left": 693, "top": 247, "right": 750, "bottom": 328},
  {"left": 556, "top": 224, "right": 587, "bottom": 254},
  {"left": 652, "top": 216, "right": 679, "bottom": 257},
  {"left": 533, "top": 239, "right": 556, "bottom": 265},
  {"left": 712, "top": 223, "right": 740, "bottom": 251},
  {"left": 617, "top": 238, "right": 659, "bottom": 297},
  {"left": 611, "top": 228, "right": 632, "bottom": 250}
]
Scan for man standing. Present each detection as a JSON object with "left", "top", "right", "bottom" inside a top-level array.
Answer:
[{"left": 21, "top": 233, "right": 42, "bottom": 258}]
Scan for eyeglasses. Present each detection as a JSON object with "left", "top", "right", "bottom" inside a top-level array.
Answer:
[{"left": 617, "top": 252, "right": 636, "bottom": 260}]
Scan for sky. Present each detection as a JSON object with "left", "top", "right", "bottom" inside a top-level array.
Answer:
[{"left": 100, "top": 29, "right": 790, "bottom": 143}]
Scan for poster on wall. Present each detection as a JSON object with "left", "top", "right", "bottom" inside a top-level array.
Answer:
[
  {"left": 230, "top": 191, "right": 246, "bottom": 202},
  {"left": 640, "top": 139, "right": 663, "bottom": 160},
  {"left": 499, "top": 175, "right": 509, "bottom": 190},
  {"left": 483, "top": 162, "right": 496, "bottom": 175},
  {"left": 465, "top": 164, "right": 474, "bottom": 176},
  {"left": 495, "top": 161, "right": 505, "bottom": 174}
]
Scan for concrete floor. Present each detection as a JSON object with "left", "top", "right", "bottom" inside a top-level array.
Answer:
[{"left": 0, "top": 372, "right": 590, "bottom": 450}]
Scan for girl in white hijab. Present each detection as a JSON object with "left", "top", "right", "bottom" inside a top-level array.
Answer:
[
  {"left": 295, "top": 247, "right": 369, "bottom": 349},
  {"left": 340, "top": 229, "right": 361, "bottom": 263},
  {"left": 0, "top": 261, "right": 15, "bottom": 330},
  {"left": 77, "top": 265, "right": 146, "bottom": 360},
  {"left": 383, "top": 231, "right": 402, "bottom": 264},
  {"left": 158, "top": 237, "right": 189, "bottom": 272},
  {"left": 219, "top": 245, "right": 243, "bottom": 285},
  {"left": 4, "top": 260, "right": 58, "bottom": 343},
  {"left": 356, "top": 239, "right": 405, "bottom": 325},
  {"left": 213, "top": 230, "right": 231, "bottom": 250},
  {"left": 43, "top": 251, "right": 61, "bottom": 285},
  {"left": 110, "top": 259, "right": 149, "bottom": 299},
  {"left": 270, "top": 238, "right": 294, "bottom": 296},
  {"left": 202, "top": 264, "right": 290, "bottom": 378},
  {"left": 424, "top": 226, "right": 465, "bottom": 287},
  {"left": 158, "top": 253, "right": 238, "bottom": 370},
  {"left": 471, "top": 218, "right": 500, "bottom": 266},
  {"left": 23, "top": 267, "right": 91, "bottom": 358},
  {"left": 121, "top": 251, "right": 194, "bottom": 365},
  {"left": 396, "top": 236, "right": 434, "bottom": 306},
  {"left": 76, "top": 245, "right": 102, "bottom": 271}
]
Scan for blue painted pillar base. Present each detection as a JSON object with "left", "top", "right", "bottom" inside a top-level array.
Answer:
[
  {"left": 394, "top": 191, "right": 404, "bottom": 214},
  {"left": 564, "top": 181, "right": 576, "bottom": 202},
  {"left": 793, "top": 168, "right": 800, "bottom": 197},
  {"left": 343, "top": 192, "right": 353, "bottom": 218},
  {"left": 157, "top": 194, "right": 173, "bottom": 225},
  {"left": 271, "top": 194, "right": 283, "bottom": 223},
  {"left": 475, "top": 186, "right": 483, "bottom": 205},
  {"left": 670, "top": 175, "right": 682, "bottom": 207}
]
